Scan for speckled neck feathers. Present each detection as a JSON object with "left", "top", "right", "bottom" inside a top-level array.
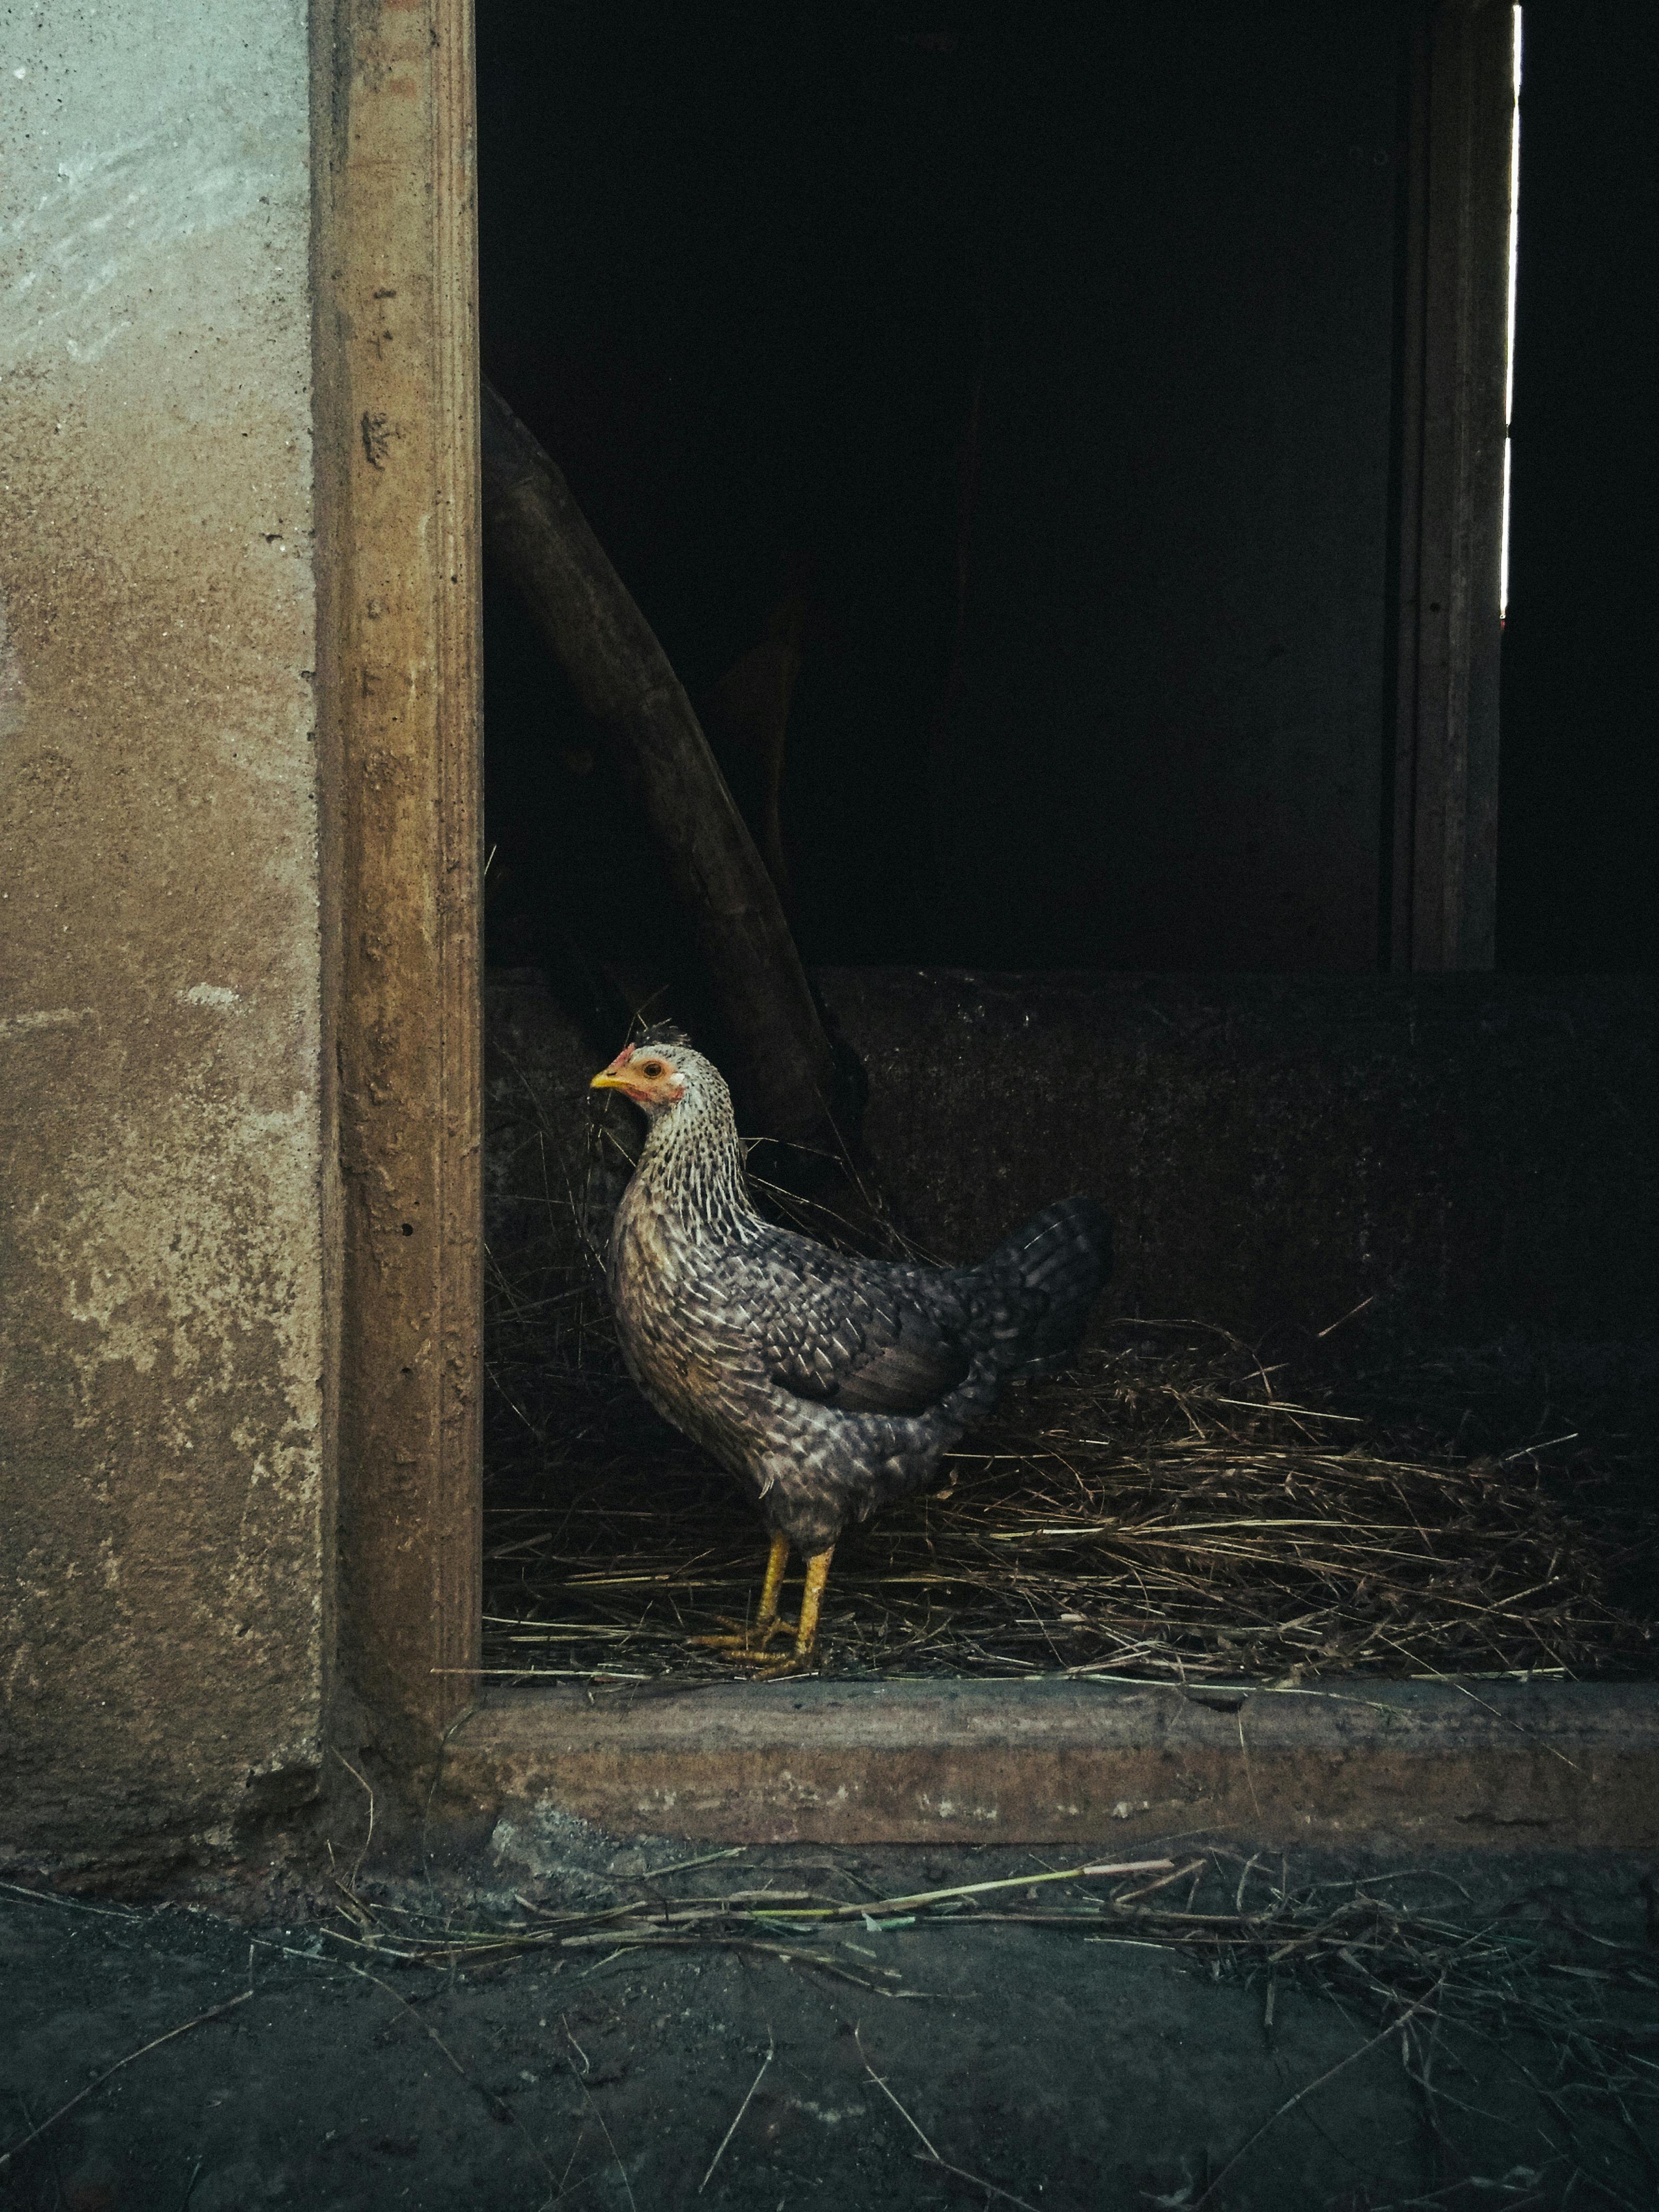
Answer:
[{"left": 631, "top": 1056, "right": 757, "bottom": 1239}]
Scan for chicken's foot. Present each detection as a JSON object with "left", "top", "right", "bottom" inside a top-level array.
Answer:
[
  {"left": 691, "top": 1532, "right": 792, "bottom": 1654},
  {"left": 739, "top": 1548, "right": 834, "bottom": 1677},
  {"left": 692, "top": 1539, "right": 835, "bottom": 1674}
]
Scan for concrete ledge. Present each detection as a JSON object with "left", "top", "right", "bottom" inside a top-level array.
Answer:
[{"left": 446, "top": 1678, "right": 1659, "bottom": 1849}]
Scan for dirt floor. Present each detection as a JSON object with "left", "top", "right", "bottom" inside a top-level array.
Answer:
[{"left": 5, "top": 1833, "right": 1657, "bottom": 2212}]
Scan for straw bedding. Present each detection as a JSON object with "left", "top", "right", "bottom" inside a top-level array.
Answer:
[{"left": 481, "top": 1116, "right": 1653, "bottom": 1689}]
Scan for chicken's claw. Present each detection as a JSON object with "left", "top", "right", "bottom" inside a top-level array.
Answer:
[
  {"left": 691, "top": 1545, "right": 834, "bottom": 1674},
  {"left": 693, "top": 1635, "right": 817, "bottom": 1679},
  {"left": 688, "top": 1618, "right": 794, "bottom": 1655}
]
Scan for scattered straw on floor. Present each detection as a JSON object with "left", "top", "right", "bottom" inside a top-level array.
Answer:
[
  {"left": 314, "top": 1843, "right": 1659, "bottom": 2207},
  {"left": 481, "top": 1113, "right": 1654, "bottom": 1689}
]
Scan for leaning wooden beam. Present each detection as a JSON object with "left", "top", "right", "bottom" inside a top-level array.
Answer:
[{"left": 479, "top": 378, "right": 839, "bottom": 1153}]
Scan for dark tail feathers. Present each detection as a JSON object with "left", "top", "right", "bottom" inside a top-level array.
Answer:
[{"left": 988, "top": 1196, "right": 1112, "bottom": 1375}]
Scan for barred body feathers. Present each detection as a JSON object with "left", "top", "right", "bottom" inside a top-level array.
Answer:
[{"left": 595, "top": 1039, "right": 1111, "bottom": 1557}]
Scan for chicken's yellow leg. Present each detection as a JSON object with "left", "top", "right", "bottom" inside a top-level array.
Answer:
[
  {"left": 737, "top": 1546, "right": 837, "bottom": 1677},
  {"left": 755, "top": 1530, "right": 790, "bottom": 1631},
  {"left": 791, "top": 1547, "right": 834, "bottom": 1660},
  {"left": 703, "top": 1544, "right": 834, "bottom": 1675},
  {"left": 691, "top": 1532, "right": 792, "bottom": 1654}
]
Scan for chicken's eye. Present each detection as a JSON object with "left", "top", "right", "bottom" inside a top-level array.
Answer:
[{"left": 640, "top": 1060, "right": 665, "bottom": 1079}]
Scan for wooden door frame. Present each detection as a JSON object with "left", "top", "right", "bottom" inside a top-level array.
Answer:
[
  {"left": 314, "top": 0, "right": 484, "bottom": 1772},
  {"left": 307, "top": 0, "right": 1515, "bottom": 1786},
  {"left": 1388, "top": 0, "right": 1516, "bottom": 971}
]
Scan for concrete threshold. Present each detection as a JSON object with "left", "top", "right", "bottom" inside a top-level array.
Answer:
[{"left": 447, "top": 1677, "right": 1659, "bottom": 1849}]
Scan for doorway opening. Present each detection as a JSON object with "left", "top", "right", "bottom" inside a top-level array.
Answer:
[
  {"left": 463, "top": 4, "right": 1646, "bottom": 1703},
  {"left": 477, "top": 3, "right": 1411, "bottom": 988}
]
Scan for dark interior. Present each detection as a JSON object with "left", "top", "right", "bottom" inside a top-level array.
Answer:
[
  {"left": 1496, "top": 0, "right": 1655, "bottom": 973},
  {"left": 477, "top": 0, "right": 1653, "bottom": 989},
  {"left": 471, "top": 2, "right": 1656, "bottom": 1687}
]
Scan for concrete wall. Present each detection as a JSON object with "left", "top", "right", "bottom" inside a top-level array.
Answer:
[{"left": 0, "top": 2, "right": 329, "bottom": 1876}]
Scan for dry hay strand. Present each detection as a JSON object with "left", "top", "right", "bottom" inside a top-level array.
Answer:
[{"left": 480, "top": 1106, "right": 1654, "bottom": 1688}]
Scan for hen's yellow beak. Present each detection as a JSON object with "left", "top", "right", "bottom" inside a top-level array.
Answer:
[{"left": 590, "top": 1048, "right": 636, "bottom": 1092}]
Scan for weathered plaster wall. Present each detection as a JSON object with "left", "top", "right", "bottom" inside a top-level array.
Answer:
[{"left": 0, "top": 2, "right": 329, "bottom": 1874}]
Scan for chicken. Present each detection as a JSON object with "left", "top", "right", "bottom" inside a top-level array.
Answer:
[{"left": 590, "top": 1032, "right": 1110, "bottom": 1669}]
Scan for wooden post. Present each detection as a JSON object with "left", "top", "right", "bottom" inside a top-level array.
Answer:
[
  {"left": 1389, "top": 0, "right": 1516, "bottom": 970},
  {"left": 479, "top": 380, "right": 843, "bottom": 1155},
  {"left": 314, "top": 0, "right": 483, "bottom": 1765}
]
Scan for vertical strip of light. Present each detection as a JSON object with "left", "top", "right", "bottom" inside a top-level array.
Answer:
[{"left": 1500, "top": 7, "right": 1523, "bottom": 618}]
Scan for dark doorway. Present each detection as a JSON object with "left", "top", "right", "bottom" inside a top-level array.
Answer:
[
  {"left": 466, "top": 3, "right": 1654, "bottom": 1713},
  {"left": 477, "top": 2, "right": 1411, "bottom": 984},
  {"left": 1496, "top": 0, "right": 1658, "bottom": 976}
]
